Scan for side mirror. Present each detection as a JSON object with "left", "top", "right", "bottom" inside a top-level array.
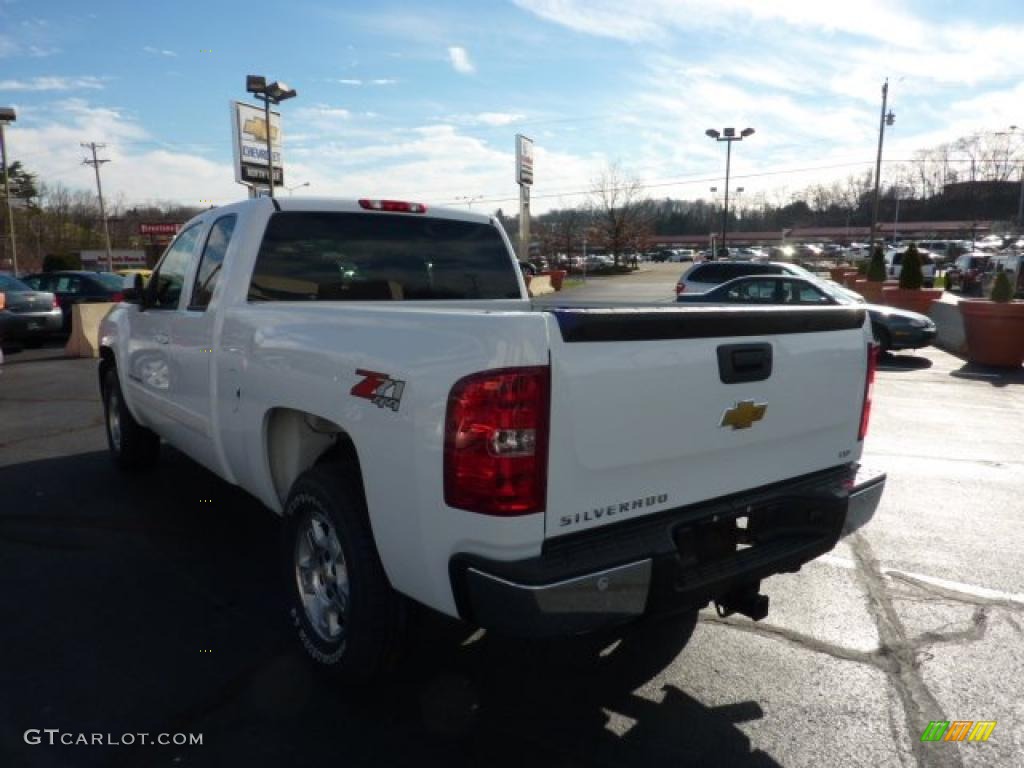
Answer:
[{"left": 133, "top": 273, "right": 152, "bottom": 310}]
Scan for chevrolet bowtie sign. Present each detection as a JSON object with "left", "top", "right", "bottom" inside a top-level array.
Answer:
[
  {"left": 231, "top": 101, "right": 284, "bottom": 189},
  {"left": 720, "top": 400, "right": 767, "bottom": 430}
]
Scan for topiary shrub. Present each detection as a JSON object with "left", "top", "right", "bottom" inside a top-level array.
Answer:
[
  {"left": 42, "top": 253, "right": 82, "bottom": 271},
  {"left": 990, "top": 270, "right": 1013, "bottom": 303},
  {"left": 899, "top": 242, "right": 923, "bottom": 290},
  {"left": 857, "top": 261, "right": 869, "bottom": 275},
  {"left": 867, "top": 245, "right": 886, "bottom": 282}
]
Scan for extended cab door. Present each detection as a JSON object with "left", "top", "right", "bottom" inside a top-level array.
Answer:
[
  {"left": 125, "top": 223, "right": 204, "bottom": 442},
  {"left": 165, "top": 214, "right": 238, "bottom": 475}
]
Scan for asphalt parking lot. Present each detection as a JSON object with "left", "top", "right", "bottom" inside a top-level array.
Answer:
[{"left": 2, "top": 267, "right": 1022, "bottom": 768}]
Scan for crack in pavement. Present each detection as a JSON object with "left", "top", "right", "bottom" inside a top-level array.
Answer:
[
  {"left": 704, "top": 533, "right": 986, "bottom": 768},
  {"left": 846, "top": 533, "right": 962, "bottom": 768},
  {"left": 885, "top": 571, "right": 1024, "bottom": 613}
]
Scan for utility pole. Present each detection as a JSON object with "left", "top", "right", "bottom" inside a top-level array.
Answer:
[
  {"left": 81, "top": 142, "right": 113, "bottom": 271},
  {"left": 0, "top": 107, "right": 17, "bottom": 275},
  {"left": 869, "top": 79, "right": 894, "bottom": 255}
]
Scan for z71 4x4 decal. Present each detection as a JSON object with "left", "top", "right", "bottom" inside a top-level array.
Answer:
[{"left": 351, "top": 369, "right": 406, "bottom": 412}]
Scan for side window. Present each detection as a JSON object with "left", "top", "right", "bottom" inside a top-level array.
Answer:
[
  {"left": 793, "top": 281, "right": 830, "bottom": 304},
  {"left": 189, "top": 215, "right": 237, "bottom": 310},
  {"left": 725, "top": 279, "right": 777, "bottom": 302},
  {"left": 23, "top": 275, "right": 42, "bottom": 290},
  {"left": 150, "top": 225, "right": 203, "bottom": 310}
]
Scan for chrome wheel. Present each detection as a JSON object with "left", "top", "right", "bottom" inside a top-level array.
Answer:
[
  {"left": 107, "top": 388, "right": 122, "bottom": 452},
  {"left": 294, "top": 510, "right": 350, "bottom": 643}
]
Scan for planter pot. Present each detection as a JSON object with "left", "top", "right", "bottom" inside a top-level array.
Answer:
[
  {"left": 829, "top": 267, "right": 850, "bottom": 282},
  {"left": 843, "top": 273, "right": 862, "bottom": 288},
  {"left": 543, "top": 270, "right": 567, "bottom": 291},
  {"left": 959, "top": 300, "right": 1024, "bottom": 368},
  {"left": 855, "top": 279, "right": 887, "bottom": 304},
  {"left": 881, "top": 287, "right": 943, "bottom": 315}
]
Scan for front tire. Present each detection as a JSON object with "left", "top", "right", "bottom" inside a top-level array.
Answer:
[
  {"left": 872, "top": 325, "right": 891, "bottom": 356},
  {"left": 102, "top": 367, "right": 160, "bottom": 471},
  {"left": 283, "top": 464, "right": 404, "bottom": 683}
]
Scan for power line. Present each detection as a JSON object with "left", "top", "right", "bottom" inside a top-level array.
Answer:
[{"left": 81, "top": 142, "right": 113, "bottom": 271}]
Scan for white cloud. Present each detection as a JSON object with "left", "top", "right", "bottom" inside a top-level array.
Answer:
[
  {"left": 0, "top": 76, "right": 106, "bottom": 91},
  {"left": 143, "top": 46, "right": 178, "bottom": 57},
  {"left": 513, "top": 0, "right": 927, "bottom": 46},
  {"left": 334, "top": 78, "right": 396, "bottom": 85},
  {"left": 12, "top": 99, "right": 239, "bottom": 207},
  {"left": 449, "top": 112, "right": 526, "bottom": 127},
  {"left": 28, "top": 45, "right": 60, "bottom": 57},
  {"left": 447, "top": 46, "right": 475, "bottom": 74}
]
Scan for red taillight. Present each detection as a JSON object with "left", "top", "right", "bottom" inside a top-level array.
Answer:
[
  {"left": 358, "top": 199, "right": 427, "bottom": 214},
  {"left": 110, "top": 292, "right": 125, "bottom": 302},
  {"left": 444, "top": 366, "right": 550, "bottom": 516},
  {"left": 675, "top": 282, "right": 685, "bottom": 295},
  {"left": 858, "top": 344, "right": 878, "bottom": 441},
  {"left": 51, "top": 295, "right": 60, "bottom": 309},
  {"left": 0, "top": 292, "right": 5, "bottom": 310}
]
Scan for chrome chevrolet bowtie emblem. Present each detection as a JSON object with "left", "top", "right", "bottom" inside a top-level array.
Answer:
[{"left": 720, "top": 400, "right": 767, "bottom": 430}]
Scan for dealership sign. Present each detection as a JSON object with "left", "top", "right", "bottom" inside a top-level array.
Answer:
[
  {"left": 231, "top": 101, "right": 284, "bottom": 188},
  {"left": 516, "top": 134, "right": 534, "bottom": 186},
  {"left": 139, "top": 223, "right": 181, "bottom": 236}
]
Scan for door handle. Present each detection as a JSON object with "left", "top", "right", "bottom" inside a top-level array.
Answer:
[
  {"left": 154, "top": 333, "right": 170, "bottom": 345},
  {"left": 717, "top": 343, "right": 772, "bottom": 384}
]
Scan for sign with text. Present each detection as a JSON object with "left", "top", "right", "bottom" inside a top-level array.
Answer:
[
  {"left": 139, "top": 223, "right": 181, "bottom": 236},
  {"left": 231, "top": 101, "right": 284, "bottom": 189},
  {"left": 516, "top": 133, "right": 534, "bottom": 186}
]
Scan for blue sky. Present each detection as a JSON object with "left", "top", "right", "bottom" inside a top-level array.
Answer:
[{"left": 2, "top": 0, "right": 1023, "bottom": 213}]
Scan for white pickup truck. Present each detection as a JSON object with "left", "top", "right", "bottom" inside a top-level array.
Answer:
[{"left": 99, "top": 197, "right": 884, "bottom": 681}]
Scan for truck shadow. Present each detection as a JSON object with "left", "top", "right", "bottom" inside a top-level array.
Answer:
[{"left": 0, "top": 448, "right": 779, "bottom": 768}]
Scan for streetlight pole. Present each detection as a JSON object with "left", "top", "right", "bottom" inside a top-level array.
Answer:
[
  {"left": 0, "top": 107, "right": 18, "bottom": 276},
  {"left": 705, "top": 127, "right": 755, "bottom": 259},
  {"left": 869, "top": 79, "right": 895, "bottom": 255},
  {"left": 286, "top": 181, "right": 310, "bottom": 196},
  {"left": 245, "top": 75, "right": 298, "bottom": 198}
]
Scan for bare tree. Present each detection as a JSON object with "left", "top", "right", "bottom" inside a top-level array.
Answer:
[{"left": 589, "top": 162, "right": 651, "bottom": 267}]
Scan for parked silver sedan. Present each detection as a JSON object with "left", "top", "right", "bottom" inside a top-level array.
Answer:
[{"left": 0, "top": 274, "right": 63, "bottom": 349}]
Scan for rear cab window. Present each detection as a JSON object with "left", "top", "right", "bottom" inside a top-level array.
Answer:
[{"left": 248, "top": 212, "right": 521, "bottom": 302}]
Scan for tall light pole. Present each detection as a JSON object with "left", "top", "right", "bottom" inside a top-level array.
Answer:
[
  {"left": 81, "top": 142, "right": 113, "bottom": 271},
  {"left": 245, "top": 75, "right": 297, "bottom": 198},
  {"left": 286, "top": 181, "right": 310, "bottom": 196},
  {"left": 869, "top": 79, "right": 895, "bottom": 255},
  {"left": 0, "top": 107, "right": 17, "bottom": 275},
  {"left": 705, "top": 127, "right": 755, "bottom": 259}
]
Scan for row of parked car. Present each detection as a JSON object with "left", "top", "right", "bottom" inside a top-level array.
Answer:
[
  {"left": 674, "top": 260, "right": 937, "bottom": 355},
  {"left": 0, "top": 269, "right": 151, "bottom": 350}
]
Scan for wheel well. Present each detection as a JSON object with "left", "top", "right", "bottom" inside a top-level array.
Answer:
[{"left": 264, "top": 408, "right": 363, "bottom": 509}]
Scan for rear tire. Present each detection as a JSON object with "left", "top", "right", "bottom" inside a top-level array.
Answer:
[
  {"left": 102, "top": 367, "right": 160, "bottom": 471},
  {"left": 283, "top": 464, "right": 405, "bottom": 684}
]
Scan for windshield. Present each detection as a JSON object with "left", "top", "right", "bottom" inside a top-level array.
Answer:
[
  {"left": 94, "top": 272, "right": 129, "bottom": 290},
  {"left": 0, "top": 274, "right": 31, "bottom": 292}
]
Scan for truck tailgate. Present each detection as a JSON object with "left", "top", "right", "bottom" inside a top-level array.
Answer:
[{"left": 543, "top": 306, "right": 870, "bottom": 538}]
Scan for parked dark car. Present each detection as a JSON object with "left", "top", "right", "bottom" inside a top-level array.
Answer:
[
  {"left": 676, "top": 274, "right": 936, "bottom": 354},
  {"left": 20, "top": 271, "right": 127, "bottom": 334},
  {"left": 0, "top": 274, "right": 63, "bottom": 349}
]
